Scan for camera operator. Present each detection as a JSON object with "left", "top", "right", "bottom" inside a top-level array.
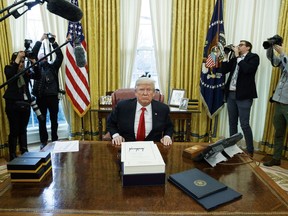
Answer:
[
  {"left": 3, "top": 51, "right": 41, "bottom": 161},
  {"left": 263, "top": 36, "right": 288, "bottom": 167},
  {"left": 221, "top": 40, "right": 260, "bottom": 158},
  {"left": 32, "top": 33, "right": 63, "bottom": 150}
]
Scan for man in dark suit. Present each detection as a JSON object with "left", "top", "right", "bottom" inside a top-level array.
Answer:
[
  {"left": 222, "top": 40, "right": 260, "bottom": 157},
  {"left": 107, "top": 77, "right": 173, "bottom": 146}
]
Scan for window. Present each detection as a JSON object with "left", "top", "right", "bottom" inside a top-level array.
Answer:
[
  {"left": 25, "top": 6, "right": 68, "bottom": 143},
  {"left": 130, "top": 0, "right": 160, "bottom": 89}
]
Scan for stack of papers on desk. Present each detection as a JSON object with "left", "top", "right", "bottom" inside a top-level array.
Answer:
[{"left": 120, "top": 141, "right": 166, "bottom": 186}]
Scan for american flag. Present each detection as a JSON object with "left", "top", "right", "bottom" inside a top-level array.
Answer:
[
  {"left": 205, "top": 53, "right": 216, "bottom": 68},
  {"left": 65, "top": 0, "right": 90, "bottom": 117}
]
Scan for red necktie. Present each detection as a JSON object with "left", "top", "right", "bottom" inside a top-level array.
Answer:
[{"left": 136, "top": 107, "right": 146, "bottom": 141}]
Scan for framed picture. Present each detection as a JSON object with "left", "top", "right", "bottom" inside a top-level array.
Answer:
[
  {"left": 179, "top": 98, "right": 189, "bottom": 110},
  {"left": 168, "top": 89, "right": 186, "bottom": 107}
]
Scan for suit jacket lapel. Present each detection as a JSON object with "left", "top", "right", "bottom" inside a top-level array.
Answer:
[{"left": 130, "top": 99, "right": 137, "bottom": 139}]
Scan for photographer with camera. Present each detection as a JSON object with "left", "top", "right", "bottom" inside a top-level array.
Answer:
[
  {"left": 263, "top": 35, "right": 288, "bottom": 167},
  {"left": 3, "top": 50, "right": 41, "bottom": 160},
  {"left": 221, "top": 40, "right": 260, "bottom": 158},
  {"left": 32, "top": 33, "right": 63, "bottom": 150}
]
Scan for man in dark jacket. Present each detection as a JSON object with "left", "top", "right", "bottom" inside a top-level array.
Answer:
[
  {"left": 32, "top": 33, "right": 63, "bottom": 149},
  {"left": 222, "top": 40, "right": 260, "bottom": 157},
  {"left": 107, "top": 77, "right": 173, "bottom": 146}
]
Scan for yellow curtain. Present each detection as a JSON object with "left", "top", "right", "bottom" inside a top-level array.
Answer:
[
  {"left": 260, "top": 0, "right": 288, "bottom": 157},
  {"left": 0, "top": 1, "right": 13, "bottom": 160},
  {"left": 170, "top": 0, "right": 219, "bottom": 142},
  {"left": 67, "top": 0, "right": 120, "bottom": 140}
]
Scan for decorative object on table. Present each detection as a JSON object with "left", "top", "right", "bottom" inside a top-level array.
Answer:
[
  {"left": 179, "top": 98, "right": 189, "bottom": 110},
  {"left": 168, "top": 89, "right": 186, "bottom": 107},
  {"left": 7, "top": 152, "right": 52, "bottom": 182}
]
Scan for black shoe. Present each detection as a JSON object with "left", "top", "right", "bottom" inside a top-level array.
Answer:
[
  {"left": 40, "top": 143, "right": 47, "bottom": 150},
  {"left": 244, "top": 150, "right": 253, "bottom": 158},
  {"left": 263, "top": 159, "right": 281, "bottom": 167}
]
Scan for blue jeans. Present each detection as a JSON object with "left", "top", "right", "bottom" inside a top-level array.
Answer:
[
  {"left": 272, "top": 103, "right": 288, "bottom": 160},
  {"left": 227, "top": 92, "right": 254, "bottom": 153}
]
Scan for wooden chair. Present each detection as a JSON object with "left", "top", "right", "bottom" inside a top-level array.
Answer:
[{"left": 102, "top": 88, "right": 164, "bottom": 140}]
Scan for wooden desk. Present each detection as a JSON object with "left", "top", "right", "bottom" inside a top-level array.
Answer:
[
  {"left": 91, "top": 107, "right": 197, "bottom": 141},
  {"left": 0, "top": 141, "right": 287, "bottom": 216}
]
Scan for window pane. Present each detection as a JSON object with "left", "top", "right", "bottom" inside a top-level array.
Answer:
[
  {"left": 130, "top": 0, "right": 160, "bottom": 90},
  {"left": 25, "top": 6, "right": 67, "bottom": 135}
]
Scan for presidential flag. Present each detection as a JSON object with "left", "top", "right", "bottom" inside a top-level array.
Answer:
[
  {"left": 200, "top": 0, "right": 226, "bottom": 118},
  {"left": 65, "top": 0, "right": 90, "bottom": 117}
]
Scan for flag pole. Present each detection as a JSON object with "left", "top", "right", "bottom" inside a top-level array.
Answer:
[
  {"left": 209, "top": 119, "right": 212, "bottom": 143},
  {"left": 81, "top": 117, "right": 85, "bottom": 140}
]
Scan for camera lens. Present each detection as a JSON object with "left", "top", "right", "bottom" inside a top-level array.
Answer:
[
  {"left": 224, "top": 47, "right": 232, "bottom": 54},
  {"left": 262, "top": 41, "right": 271, "bottom": 49}
]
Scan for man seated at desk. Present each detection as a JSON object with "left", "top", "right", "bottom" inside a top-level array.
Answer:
[{"left": 107, "top": 77, "right": 173, "bottom": 146}]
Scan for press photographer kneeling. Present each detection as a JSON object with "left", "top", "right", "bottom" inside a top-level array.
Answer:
[
  {"left": 263, "top": 35, "right": 288, "bottom": 167},
  {"left": 3, "top": 50, "right": 41, "bottom": 161},
  {"left": 32, "top": 33, "right": 64, "bottom": 150}
]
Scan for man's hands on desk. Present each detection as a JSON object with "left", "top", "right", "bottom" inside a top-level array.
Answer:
[
  {"left": 161, "top": 136, "right": 173, "bottom": 146},
  {"left": 111, "top": 135, "right": 173, "bottom": 146}
]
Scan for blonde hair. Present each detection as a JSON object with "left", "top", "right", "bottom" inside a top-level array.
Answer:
[{"left": 135, "top": 77, "right": 155, "bottom": 90}]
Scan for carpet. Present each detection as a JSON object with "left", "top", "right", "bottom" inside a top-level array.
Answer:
[{"left": 260, "top": 163, "right": 288, "bottom": 193}]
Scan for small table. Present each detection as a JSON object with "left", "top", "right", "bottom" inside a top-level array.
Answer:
[{"left": 91, "top": 107, "right": 199, "bottom": 141}]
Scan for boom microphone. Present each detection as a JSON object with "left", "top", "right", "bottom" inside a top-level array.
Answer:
[
  {"left": 74, "top": 38, "right": 87, "bottom": 68},
  {"left": 46, "top": 0, "right": 83, "bottom": 22}
]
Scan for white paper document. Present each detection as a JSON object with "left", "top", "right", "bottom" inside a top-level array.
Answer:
[
  {"left": 53, "top": 140, "right": 79, "bottom": 153},
  {"left": 223, "top": 144, "right": 243, "bottom": 158},
  {"left": 204, "top": 152, "right": 227, "bottom": 167},
  {"left": 121, "top": 141, "right": 165, "bottom": 174}
]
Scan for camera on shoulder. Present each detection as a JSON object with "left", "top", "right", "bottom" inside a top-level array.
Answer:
[{"left": 263, "top": 34, "right": 283, "bottom": 49}]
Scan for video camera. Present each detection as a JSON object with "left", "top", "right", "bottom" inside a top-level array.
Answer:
[
  {"left": 46, "top": 33, "right": 55, "bottom": 44},
  {"left": 263, "top": 34, "right": 283, "bottom": 49},
  {"left": 24, "top": 39, "right": 35, "bottom": 59}
]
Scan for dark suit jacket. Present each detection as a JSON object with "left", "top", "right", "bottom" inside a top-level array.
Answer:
[
  {"left": 3, "top": 62, "right": 41, "bottom": 102},
  {"left": 221, "top": 52, "right": 260, "bottom": 100},
  {"left": 107, "top": 98, "right": 173, "bottom": 142}
]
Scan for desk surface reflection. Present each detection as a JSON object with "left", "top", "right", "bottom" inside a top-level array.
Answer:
[{"left": 0, "top": 141, "right": 287, "bottom": 216}]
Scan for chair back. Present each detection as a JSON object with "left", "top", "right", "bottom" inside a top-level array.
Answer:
[{"left": 111, "top": 88, "right": 164, "bottom": 108}]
